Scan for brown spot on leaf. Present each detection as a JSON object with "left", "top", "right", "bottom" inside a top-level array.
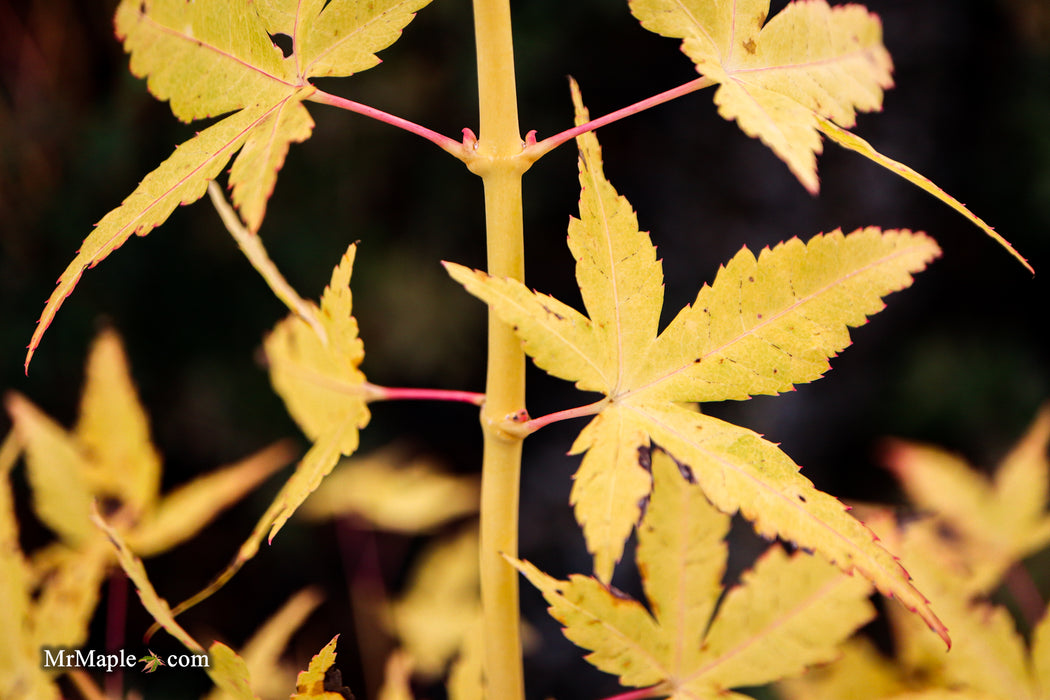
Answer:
[
  {"left": 743, "top": 38, "right": 757, "bottom": 54},
  {"left": 541, "top": 304, "right": 565, "bottom": 321},
  {"left": 636, "top": 445, "right": 652, "bottom": 472},
  {"left": 663, "top": 450, "right": 696, "bottom": 484},
  {"left": 324, "top": 667, "right": 354, "bottom": 700},
  {"left": 97, "top": 495, "right": 124, "bottom": 518}
]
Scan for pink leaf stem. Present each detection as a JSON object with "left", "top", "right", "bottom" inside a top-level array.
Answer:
[
  {"left": 526, "top": 77, "right": 715, "bottom": 160},
  {"left": 309, "top": 88, "right": 466, "bottom": 159},
  {"left": 365, "top": 384, "right": 486, "bottom": 406}
]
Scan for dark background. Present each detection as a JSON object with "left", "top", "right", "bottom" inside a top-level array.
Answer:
[{"left": 2, "top": 1, "right": 1049, "bottom": 698}]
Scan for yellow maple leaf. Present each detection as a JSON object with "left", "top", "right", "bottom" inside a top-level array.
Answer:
[
  {"left": 5, "top": 328, "right": 291, "bottom": 556},
  {"left": 301, "top": 445, "right": 479, "bottom": 533},
  {"left": 263, "top": 242, "right": 371, "bottom": 542},
  {"left": 796, "top": 512, "right": 1049, "bottom": 700},
  {"left": 627, "top": 1, "right": 1030, "bottom": 271},
  {"left": 388, "top": 527, "right": 481, "bottom": 677},
  {"left": 512, "top": 449, "right": 875, "bottom": 698},
  {"left": 630, "top": 0, "right": 891, "bottom": 194},
  {"left": 446, "top": 83, "right": 945, "bottom": 641},
  {"left": 1, "top": 327, "right": 290, "bottom": 685},
  {"left": 27, "top": 0, "right": 432, "bottom": 369},
  {"left": 882, "top": 404, "right": 1050, "bottom": 594},
  {"left": 159, "top": 246, "right": 370, "bottom": 627},
  {"left": 291, "top": 636, "right": 351, "bottom": 700},
  {"left": 205, "top": 588, "right": 325, "bottom": 700},
  {"left": 0, "top": 436, "right": 110, "bottom": 700}
]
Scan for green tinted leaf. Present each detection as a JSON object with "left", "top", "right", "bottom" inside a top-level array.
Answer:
[{"left": 207, "top": 642, "right": 259, "bottom": 700}]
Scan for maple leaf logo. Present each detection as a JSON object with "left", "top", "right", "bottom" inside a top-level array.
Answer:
[{"left": 139, "top": 650, "right": 165, "bottom": 674}]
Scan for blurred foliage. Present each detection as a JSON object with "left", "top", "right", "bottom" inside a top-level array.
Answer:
[{"left": 2, "top": 0, "right": 1049, "bottom": 698}]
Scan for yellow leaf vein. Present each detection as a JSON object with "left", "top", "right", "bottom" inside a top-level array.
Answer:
[
  {"left": 138, "top": 11, "right": 297, "bottom": 89},
  {"left": 728, "top": 47, "right": 885, "bottom": 76},
  {"left": 625, "top": 241, "right": 918, "bottom": 400},
  {"left": 684, "top": 569, "right": 856, "bottom": 684},
  {"left": 301, "top": 0, "right": 423, "bottom": 78},
  {"left": 103, "top": 98, "right": 294, "bottom": 256}
]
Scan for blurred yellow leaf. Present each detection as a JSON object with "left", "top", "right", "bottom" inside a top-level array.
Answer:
[
  {"left": 377, "top": 650, "right": 415, "bottom": 700},
  {"left": 819, "top": 513, "right": 1050, "bottom": 700},
  {"left": 5, "top": 392, "right": 96, "bottom": 546},
  {"left": 205, "top": 588, "right": 324, "bottom": 700},
  {"left": 302, "top": 445, "right": 478, "bottom": 532},
  {"left": 0, "top": 432, "right": 61, "bottom": 700},
  {"left": 75, "top": 327, "right": 161, "bottom": 518},
  {"left": 777, "top": 636, "right": 909, "bottom": 700},
  {"left": 389, "top": 527, "right": 480, "bottom": 677},
  {"left": 882, "top": 403, "right": 1050, "bottom": 593},
  {"left": 8, "top": 340, "right": 291, "bottom": 673},
  {"left": 6, "top": 328, "right": 292, "bottom": 556},
  {"left": 127, "top": 441, "right": 294, "bottom": 556},
  {"left": 30, "top": 541, "right": 111, "bottom": 653},
  {"left": 0, "top": 442, "right": 107, "bottom": 698},
  {"left": 446, "top": 618, "right": 484, "bottom": 700}
]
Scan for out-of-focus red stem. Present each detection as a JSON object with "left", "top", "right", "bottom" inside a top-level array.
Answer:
[
  {"left": 365, "top": 383, "right": 486, "bottom": 406},
  {"left": 600, "top": 685, "right": 664, "bottom": 700}
]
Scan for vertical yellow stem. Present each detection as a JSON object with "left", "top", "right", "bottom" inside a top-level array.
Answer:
[{"left": 471, "top": 0, "right": 527, "bottom": 698}]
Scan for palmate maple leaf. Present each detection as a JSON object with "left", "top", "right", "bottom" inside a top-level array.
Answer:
[
  {"left": 262, "top": 243, "right": 371, "bottom": 542},
  {"left": 4, "top": 328, "right": 292, "bottom": 556},
  {"left": 154, "top": 243, "right": 370, "bottom": 626},
  {"left": 26, "top": 0, "right": 432, "bottom": 370},
  {"left": 512, "top": 449, "right": 876, "bottom": 699},
  {"left": 0, "top": 329, "right": 290, "bottom": 700},
  {"left": 781, "top": 511, "right": 1050, "bottom": 700},
  {"left": 627, "top": 0, "right": 1030, "bottom": 271},
  {"left": 881, "top": 404, "right": 1050, "bottom": 595},
  {"left": 630, "top": 0, "right": 892, "bottom": 194},
  {"left": 445, "top": 82, "right": 947, "bottom": 642}
]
